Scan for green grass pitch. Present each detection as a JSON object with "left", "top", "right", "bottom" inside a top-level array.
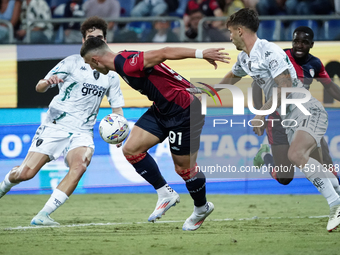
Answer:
[{"left": 0, "top": 193, "right": 338, "bottom": 255}]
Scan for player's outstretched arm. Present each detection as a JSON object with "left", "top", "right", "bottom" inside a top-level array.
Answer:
[
  {"left": 36, "top": 75, "right": 64, "bottom": 93},
  {"left": 219, "top": 70, "right": 241, "bottom": 87},
  {"left": 143, "top": 47, "right": 230, "bottom": 69},
  {"left": 188, "top": 70, "right": 241, "bottom": 96}
]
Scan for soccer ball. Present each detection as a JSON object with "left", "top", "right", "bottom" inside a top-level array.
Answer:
[{"left": 99, "top": 113, "right": 130, "bottom": 144}]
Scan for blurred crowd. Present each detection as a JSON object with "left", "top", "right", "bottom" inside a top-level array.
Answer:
[{"left": 0, "top": 0, "right": 339, "bottom": 44}]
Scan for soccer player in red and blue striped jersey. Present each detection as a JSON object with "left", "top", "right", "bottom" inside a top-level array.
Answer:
[{"left": 81, "top": 38, "right": 229, "bottom": 231}]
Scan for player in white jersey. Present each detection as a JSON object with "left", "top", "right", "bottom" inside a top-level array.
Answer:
[
  {"left": 0, "top": 17, "right": 124, "bottom": 226},
  {"left": 252, "top": 26, "right": 340, "bottom": 185},
  {"left": 213, "top": 8, "right": 340, "bottom": 231}
]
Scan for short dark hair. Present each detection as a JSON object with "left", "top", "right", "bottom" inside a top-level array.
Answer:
[
  {"left": 80, "top": 16, "right": 108, "bottom": 39},
  {"left": 226, "top": 8, "right": 259, "bottom": 33},
  {"left": 293, "top": 26, "right": 314, "bottom": 40},
  {"left": 80, "top": 37, "right": 108, "bottom": 57}
]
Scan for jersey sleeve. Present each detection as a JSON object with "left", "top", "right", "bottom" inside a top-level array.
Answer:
[
  {"left": 316, "top": 61, "right": 332, "bottom": 85},
  {"left": 262, "top": 46, "right": 290, "bottom": 78},
  {"left": 44, "top": 55, "right": 77, "bottom": 80},
  {"left": 115, "top": 51, "right": 145, "bottom": 77},
  {"left": 106, "top": 72, "right": 125, "bottom": 108},
  {"left": 232, "top": 55, "right": 247, "bottom": 77}
]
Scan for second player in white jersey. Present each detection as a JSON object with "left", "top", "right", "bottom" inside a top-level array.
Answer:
[
  {"left": 217, "top": 8, "right": 340, "bottom": 232},
  {"left": 232, "top": 38, "right": 321, "bottom": 119},
  {"left": 44, "top": 54, "right": 124, "bottom": 133},
  {"left": 0, "top": 17, "right": 126, "bottom": 227}
]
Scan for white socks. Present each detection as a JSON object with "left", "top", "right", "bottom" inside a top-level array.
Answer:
[
  {"left": 40, "top": 189, "right": 69, "bottom": 215},
  {"left": 302, "top": 158, "right": 340, "bottom": 207},
  {"left": 194, "top": 203, "right": 208, "bottom": 215},
  {"left": 0, "top": 172, "right": 19, "bottom": 193},
  {"left": 323, "top": 167, "right": 340, "bottom": 195},
  {"left": 156, "top": 184, "right": 174, "bottom": 197}
]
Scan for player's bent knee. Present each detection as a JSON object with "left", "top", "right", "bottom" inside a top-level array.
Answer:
[
  {"left": 71, "top": 162, "right": 87, "bottom": 173},
  {"left": 176, "top": 163, "right": 199, "bottom": 181},
  {"left": 122, "top": 144, "right": 142, "bottom": 156},
  {"left": 287, "top": 149, "right": 305, "bottom": 166},
  {"left": 68, "top": 165, "right": 87, "bottom": 180},
  {"left": 124, "top": 152, "right": 147, "bottom": 164},
  {"left": 14, "top": 165, "right": 37, "bottom": 181},
  {"left": 84, "top": 147, "right": 94, "bottom": 165}
]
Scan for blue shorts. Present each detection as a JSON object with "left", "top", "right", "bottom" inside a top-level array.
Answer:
[{"left": 135, "top": 97, "right": 205, "bottom": 155}]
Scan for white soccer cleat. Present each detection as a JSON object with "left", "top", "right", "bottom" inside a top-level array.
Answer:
[
  {"left": 148, "top": 189, "right": 180, "bottom": 222},
  {"left": 182, "top": 202, "right": 214, "bottom": 231},
  {"left": 31, "top": 212, "right": 60, "bottom": 226},
  {"left": 327, "top": 204, "right": 340, "bottom": 232}
]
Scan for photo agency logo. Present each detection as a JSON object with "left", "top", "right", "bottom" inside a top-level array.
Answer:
[{"left": 198, "top": 83, "right": 312, "bottom": 129}]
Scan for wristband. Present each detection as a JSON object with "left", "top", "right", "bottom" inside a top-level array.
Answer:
[{"left": 195, "top": 49, "right": 203, "bottom": 59}]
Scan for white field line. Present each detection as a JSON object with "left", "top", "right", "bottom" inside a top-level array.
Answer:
[{"left": 3, "top": 215, "right": 328, "bottom": 231}]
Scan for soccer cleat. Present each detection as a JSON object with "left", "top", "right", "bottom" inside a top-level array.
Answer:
[
  {"left": 182, "top": 202, "right": 214, "bottom": 231},
  {"left": 253, "top": 144, "right": 270, "bottom": 168},
  {"left": 31, "top": 212, "right": 60, "bottom": 226},
  {"left": 148, "top": 190, "right": 180, "bottom": 222},
  {"left": 327, "top": 204, "right": 340, "bottom": 232}
]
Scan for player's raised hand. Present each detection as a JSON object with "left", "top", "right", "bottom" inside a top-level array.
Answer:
[
  {"left": 47, "top": 75, "right": 64, "bottom": 86},
  {"left": 202, "top": 48, "right": 230, "bottom": 69}
]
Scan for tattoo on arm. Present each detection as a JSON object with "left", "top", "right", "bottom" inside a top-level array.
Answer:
[
  {"left": 273, "top": 69, "right": 292, "bottom": 107},
  {"left": 274, "top": 69, "right": 292, "bottom": 88}
]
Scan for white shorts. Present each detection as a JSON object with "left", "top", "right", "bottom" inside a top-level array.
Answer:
[
  {"left": 28, "top": 125, "right": 95, "bottom": 164},
  {"left": 285, "top": 104, "right": 328, "bottom": 147}
]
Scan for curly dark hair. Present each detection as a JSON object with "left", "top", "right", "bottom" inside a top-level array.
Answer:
[
  {"left": 226, "top": 8, "right": 259, "bottom": 33},
  {"left": 80, "top": 16, "right": 108, "bottom": 39}
]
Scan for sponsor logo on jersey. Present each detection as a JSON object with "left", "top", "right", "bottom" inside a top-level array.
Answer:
[
  {"left": 80, "top": 66, "right": 87, "bottom": 71},
  {"left": 82, "top": 83, "right": 106, "bottom": 97}
]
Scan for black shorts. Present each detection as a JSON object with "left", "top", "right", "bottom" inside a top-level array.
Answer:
[
  {"left": 266, "top": 111, "right": 289, "bottom": 146},
  {"left": 135, "top": 97, "right": 205, "bottom": 155}
]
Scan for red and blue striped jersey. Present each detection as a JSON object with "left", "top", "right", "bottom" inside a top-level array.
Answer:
[
  {"left": 114, "top": 50, "right": 194, "bottom": 116},
  {"left": 284, "top": 48, "right": 332, "bottom": 89}
]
